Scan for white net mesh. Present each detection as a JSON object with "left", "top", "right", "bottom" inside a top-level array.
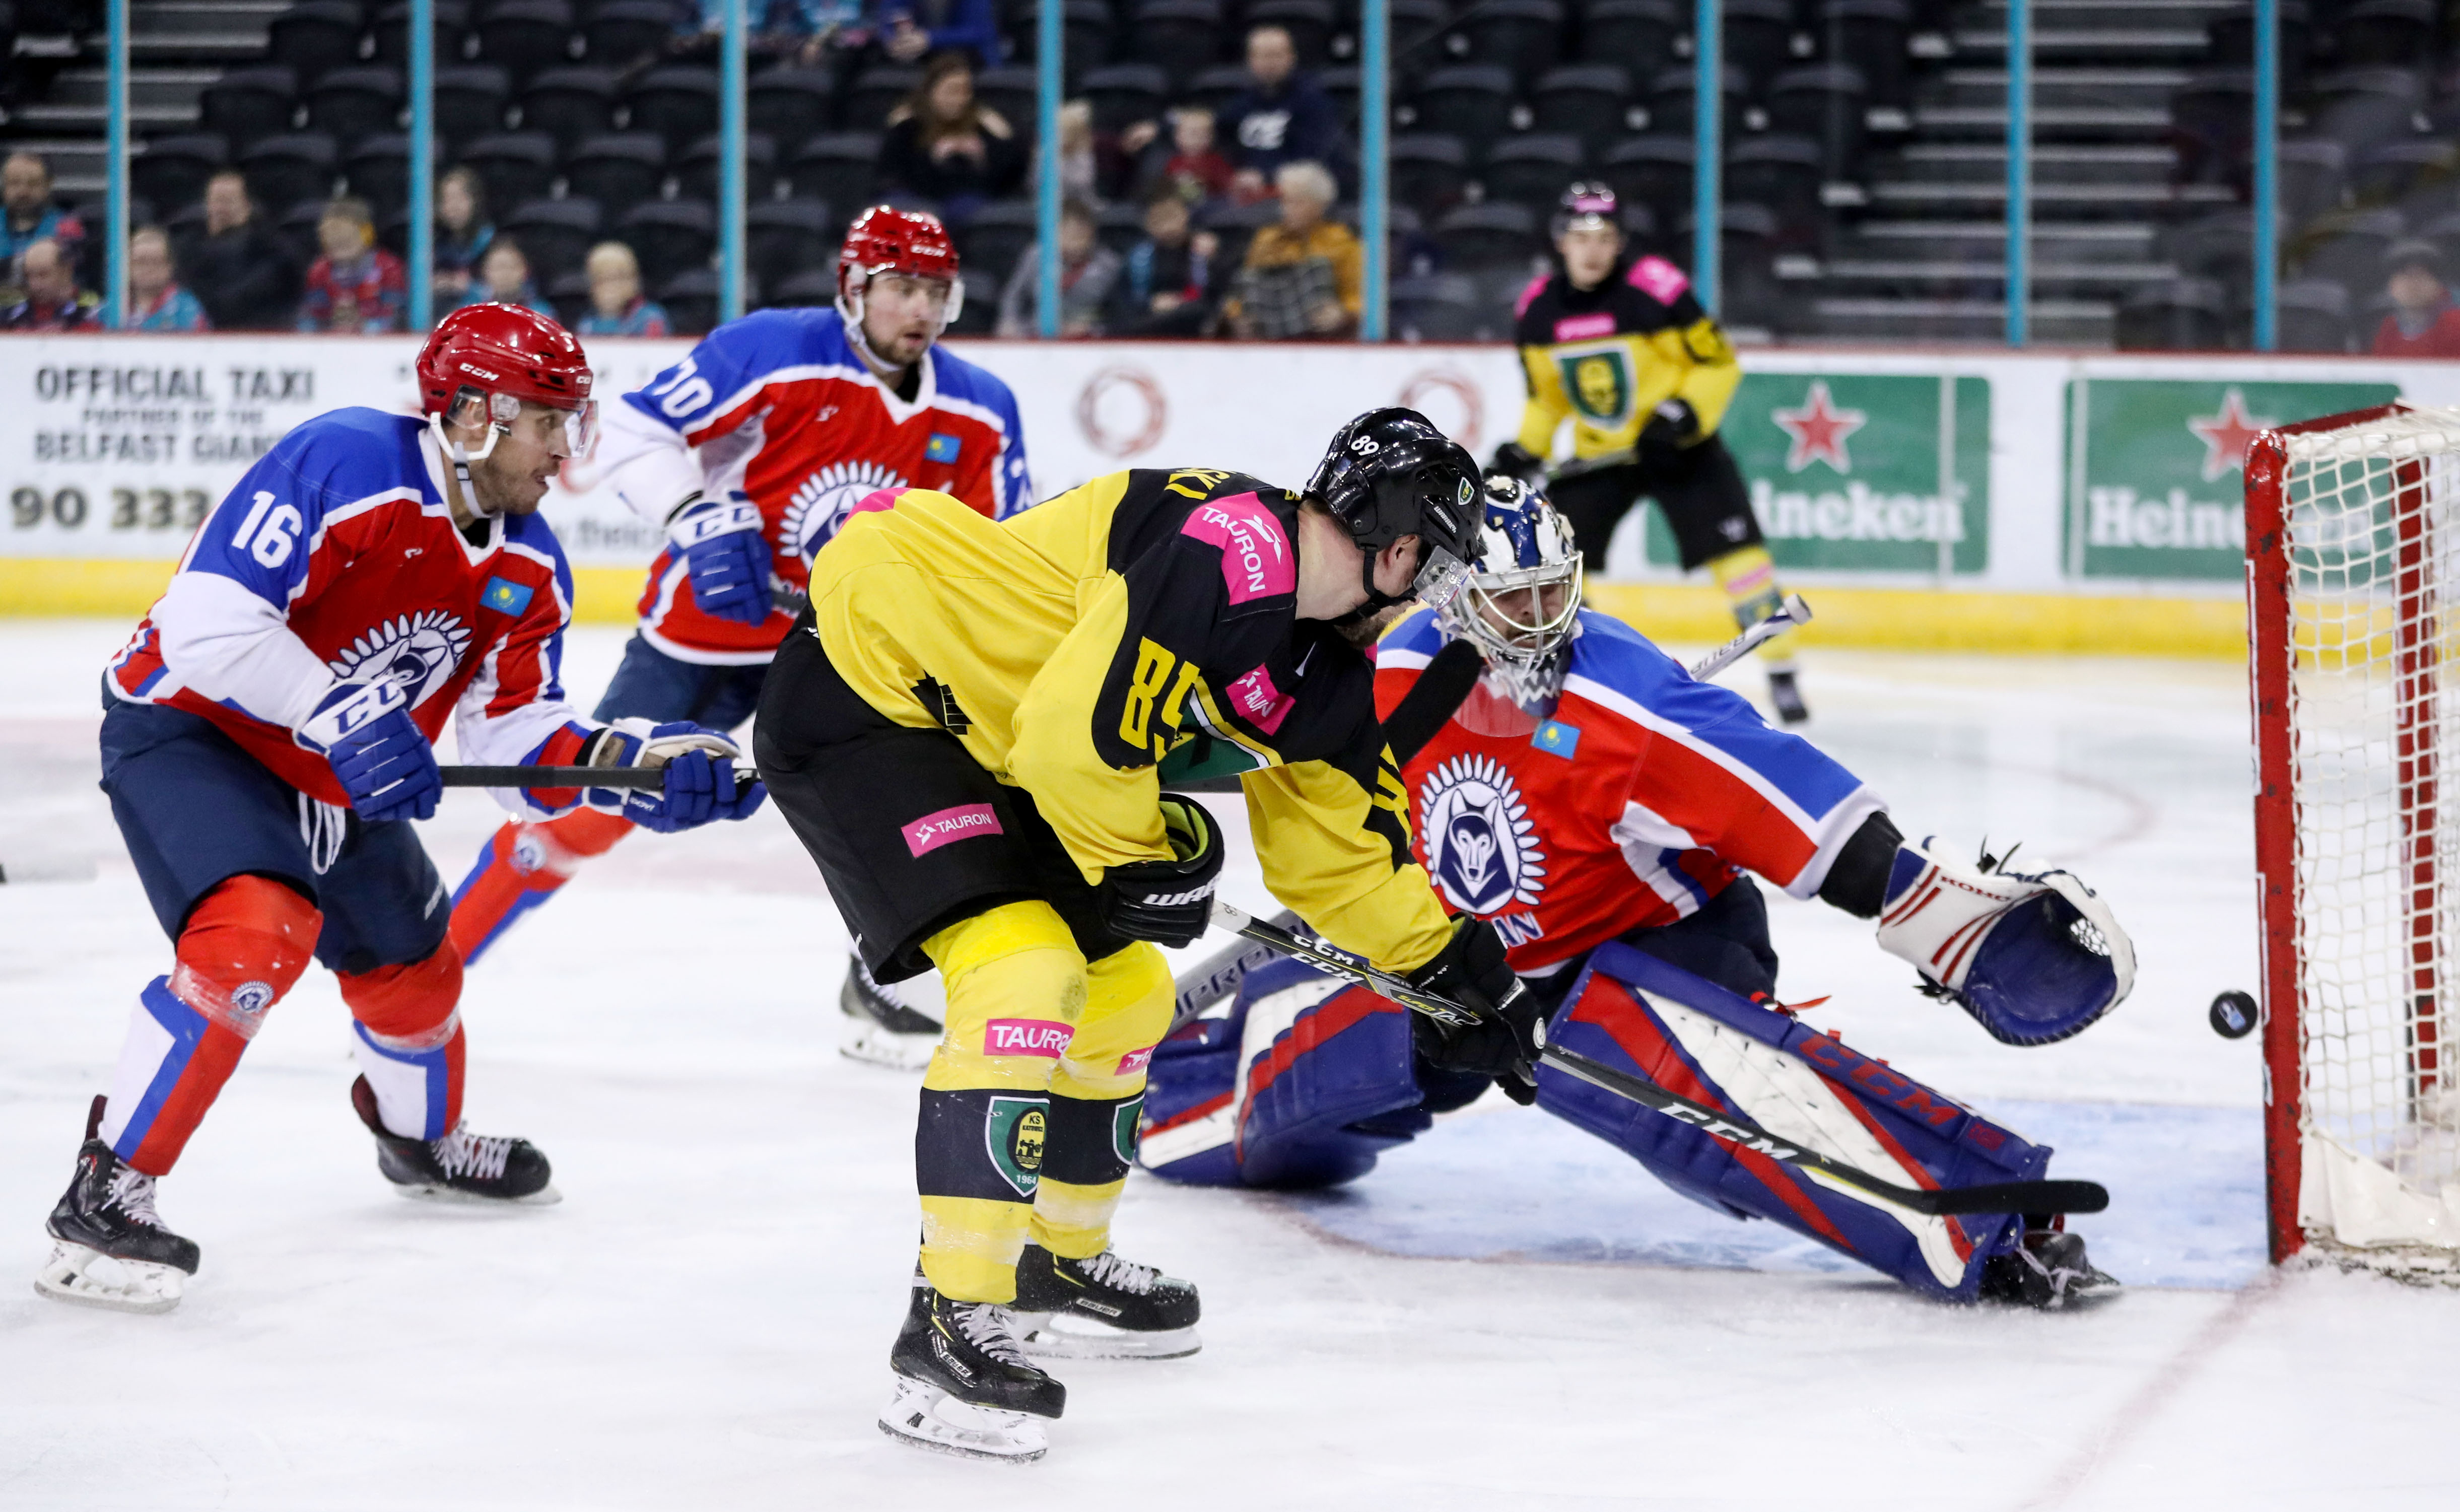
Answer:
[{"left": 2279, "top": 408, "right": 2460, "bottom": 1275}]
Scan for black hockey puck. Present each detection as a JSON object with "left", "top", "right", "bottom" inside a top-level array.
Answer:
[{"left": 2210, "top": 990, "right": 2258, "bottom": 1039}]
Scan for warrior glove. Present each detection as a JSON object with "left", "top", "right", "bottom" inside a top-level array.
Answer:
[
  {"left": 1407, "top": 916, "right": 1543, "bottom": 1105},
  {"left": 668, "top": 491, "right": 772, "bottom": 625},
  {"left": 296, "top": 681, "right": 441, "bottom": 823},
  {"left": 1637, "top": 398, "right": 1702, "bottom": 450},
  {"left": 1875, "top": 836, "right": 2136, "bottom": 1046},
  {"left": 1489, "top": 441, "right": 1546, "bottom": 484},
  {"left": 1096, "top": 795, "right": 1224, "bottom": 947},
  {"left": 581, "top": 718, "right": 768, "bottom": 833}
]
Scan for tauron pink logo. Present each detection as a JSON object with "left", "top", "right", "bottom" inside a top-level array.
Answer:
[
  {"left": 1114, "top": 1046, "right": 1154, "bottom": 1076},
  {"left": 904, "top": 803, "right": 1003, "bottom": 857},
  {"left": 1553, "top": 312, "right": 1616, "bottom": 341},
  {"left": 1627, "top": 255, "right": 1691, "bottom": 304},
  {"left": 1225, "top": 663, "right": 1293, "bottom": 735},
  {"left": 1179, "top": 492, "right": 1293, "bottom": 604},
  {"left": 985, "top": 1018, "right": 1075, "bottom": 1057}
]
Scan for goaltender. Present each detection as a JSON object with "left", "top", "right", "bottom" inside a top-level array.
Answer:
[{"left": 754, "top": 409, "right": 1529, "bottom": 1462}]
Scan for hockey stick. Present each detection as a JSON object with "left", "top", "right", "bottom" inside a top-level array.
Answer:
[
  {"left": 438, "top": 767, "right": 664, "bottom": 788},
  {"left": 1545, "top": 448, "right": 1638, "bottom": 483},
  {"left": 1688, "top": 593, "right": 1813, "bottom": 681},
  {"left": 1207, "top": 899, "right": 2110, "bottom": 1217}
]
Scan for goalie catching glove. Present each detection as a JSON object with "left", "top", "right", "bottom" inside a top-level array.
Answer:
[
  {"left": 1407, "top": 916, "right": 1545, "bottom": 1105},
  {"left": 1875, "top": 836, "right": 2135, "bottom": 1046},
  {"left": 579, "top": 718, "right": 768, "bottom": 832},
  {"left": 1095, "top": 794, "right": 1224, "bottom": 947}
]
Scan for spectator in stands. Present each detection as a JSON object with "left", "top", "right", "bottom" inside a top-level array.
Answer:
[
  {"left": 1, "top": 150, "right": 84, "bottom": 305},
  {"left": 184, "top": 171, "right": 300, "bottom": 331},
  {"left": 1220, "top": 25, "right": 1339, "bottom": 204},
  {"left": 1224, "top": 160, "right": 1357, "bottom": 340},
  {"left": 299, "top": 196, "right": 408, "bottom": 334},
  {"left": 2371, "top": 241, "right": 2460, "bottom": 358},
  {"left": 104, "top": 226, "right": 210, "bottom": 331},
  {"left": 995, "top": 197, "right": 1121, "bottom": 337},
  {"left": 577, "top": 241, "right": 672, "bottom": 336},
  {"left": 1148, "top": 106, "right": 1237, "bottom": 209},
  {"left": 466, "top": 235, "right": 558, "bottom": 318},
  {"left": 878, "top": 51, "right": 1025, "bottom": 221},
  {"left": 2, "top": 237, "right": 100, "bottom": 329},
  {"left": 879, "top": 0, "right": 1000, "bottom": 70},
  {"left": 1107, "top": 188, "right": 1220, "bottom": 337},
  {"left": 435, "top": 167, "right": 494, "bottom": 308}
]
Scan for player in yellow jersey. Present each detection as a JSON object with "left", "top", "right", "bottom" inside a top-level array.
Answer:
[
  {"left": 751, "top": 409, "right": 1538, "bottom": 1461},
  {"left": 1494, "top": 183, "right": 1809, "bottom": 723}
]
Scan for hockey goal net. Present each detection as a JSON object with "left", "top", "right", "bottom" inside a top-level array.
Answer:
[{"left": 2247, "top": 402, "right": 2460, "bottom": 1280}]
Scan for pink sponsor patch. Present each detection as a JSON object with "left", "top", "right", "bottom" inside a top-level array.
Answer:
[
  {"left": 985, "top": 1018, "right": 1074, "bottom": 1057},
  {"left": 1179, "top": 492, "right": 1294, "bottom": 605},
  {"left": 1114, "top": 1046, "right": 1154, "bottom": 1076},
  {"left": 1224, "top": 662, "right": 1294, "bottom": 735},
  {"left": 1513, "top": 272, "right": 1550, "bottom": 318},
  {"left": 1627, "top": 255, "right": 1691, "bottom": 304},
  {"left": 903, "top": 802, "right": 1003, "bottom": 857},
  {"left": 1552, "top": 311, "right": 1616, "bottom": 341}
]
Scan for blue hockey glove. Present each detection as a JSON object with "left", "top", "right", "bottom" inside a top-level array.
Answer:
[
  {"left": 1875, "top": 837, "right": 2136, "bottom": 1046},
  {"left": 295, "top": 681, "right": 441, "bottom": 823},
  {"left": 669, "top": 492, "right": 773, "bottom": 625},
  {"left": 582, "top": 718, "right": 768, "bottom": 833}
]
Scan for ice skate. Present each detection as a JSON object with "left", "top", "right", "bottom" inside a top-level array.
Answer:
[
  {"left": 838, "top": 954, "right": 943, "bottom": 1069},
  {"left": 350, "top": 1076, "right": 559, "bottom": 1205},
  {"left": 1011, "top": 1243, "right": 1201, "bottom": 1360},
  {"left": 1979, "top": 1226, "right": 2120, "bottom": 1311},
  {"left": 880, "top": 1279, "right": 1065, "bottom": 1462},
  {"left": 34, "top": 1096, "right": 199, "bottom": 1315},
  {"left": 1767, "top": 666, "right": 1810, "bottom": 725}
]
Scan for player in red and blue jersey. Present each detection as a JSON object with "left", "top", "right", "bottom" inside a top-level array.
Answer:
[
  {"left": 447, "top": 208, "right": 1029, "bottom": 1064},
  {"left": 35, "top": 305, "right": 766, "bottom": 1316}
]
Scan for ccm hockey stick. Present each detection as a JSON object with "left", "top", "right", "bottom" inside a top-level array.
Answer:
[
  {"left": 1207, "top": 899, "right": 2110, "bottom": 1217},
  {"left": 439, "top": 767, "right": 664, "bottom": 787},
  {"left": 1688, "top": 593, "right": 1813, "bottom": 681}
]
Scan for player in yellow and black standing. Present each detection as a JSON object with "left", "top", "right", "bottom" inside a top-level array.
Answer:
[
  {"left": 1493, "top": 184, "right": 1809, "bottom": 723},
  {"left": 752, "top": 409, "right": 1537, "bottom": 1462}
]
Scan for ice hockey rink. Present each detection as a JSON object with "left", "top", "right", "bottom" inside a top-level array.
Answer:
[{"left": 2, "top": 616, "right": 2452, "bottom": 1511}]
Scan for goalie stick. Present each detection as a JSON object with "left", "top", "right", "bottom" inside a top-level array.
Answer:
[
  {"left": 1688, "top": 593, "right": 1813, "bottom": 681},
  {"left": 1206, "top": 899, "right": 2111, "bottom": 1217}
]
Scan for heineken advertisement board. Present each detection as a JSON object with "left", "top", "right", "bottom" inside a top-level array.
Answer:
[
  {"left": 1642, "top": 374, "right": 1992, "bottom": 574},
  {"left": 2062, "top": 378, "right": 2401, "bottom": 581}
]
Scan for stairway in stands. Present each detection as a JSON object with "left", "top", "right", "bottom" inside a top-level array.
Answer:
[
  {"left": 1803, "top": 0, "right": 2236, "bottom": 344},
  {"left": 5, "top": 2, "right": 277, "bottom": 204}
]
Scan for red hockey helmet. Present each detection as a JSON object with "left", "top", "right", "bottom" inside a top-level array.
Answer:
[
  {"left": 416, "top": 302, "right": 597, "bottom": 456},
  {"left": 835, "top": 205, "right": 963, "bottom": 336}
]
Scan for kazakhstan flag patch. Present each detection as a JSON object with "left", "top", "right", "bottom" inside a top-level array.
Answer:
[
  {"left": 480, "top": 576, "right": 534, "bottom": 616},
  {"left": 925, "top": 432, "right": 962, "bottom": 463},
  {"left": 1533, "top": 719, "right": 1581, "bottom": 759}
]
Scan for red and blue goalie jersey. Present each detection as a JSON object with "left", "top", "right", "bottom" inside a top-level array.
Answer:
[
  {"left": 1374, "top": 607, "right": 1886, "bottom": 976},
  {"left": 108, "top": 407, "right": 594, "bottom": 812},
  {"left": 596, "top": 305, "right": 1030, "bottom": 664}
]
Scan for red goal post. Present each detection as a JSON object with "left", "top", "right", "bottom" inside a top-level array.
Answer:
[{"left": 2246, "top": 402, "right": 2460, "bottom": 1281}]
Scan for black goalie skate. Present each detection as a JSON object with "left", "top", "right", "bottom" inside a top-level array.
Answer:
[
  {"left": 34, "top": 1095, "right": 200, "bottom": 1314},
  {"left": 1767, "top": 667, "right": 1810, "bottom": 725},
  {"left": 350, "top": 1077, "right": 559, "bottom": 1204},
  {"left": 839, "top": 953, "right": 943, "bottom": 1069},
  {"left": 1980, "top": 1225, "right": 2121, "bottom": 1311},
  {"left": 881, "top": 1280, "right": 1066, "bottom": 1462},
  {"left": 1011, "top": 1243, "right": 1201, "bottom": 1359}
]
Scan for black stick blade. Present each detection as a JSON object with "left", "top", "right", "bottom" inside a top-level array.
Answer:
[{"left": 1382, "top": 638, "right": 1485, "bottom": 768}]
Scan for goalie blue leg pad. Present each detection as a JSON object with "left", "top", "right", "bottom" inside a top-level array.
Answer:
[
  {"left": 1140, "top": 958, "right": 1429, "bottom": 1190},
  {"left": 1538, "top": 942, "right": 2050, "bottom": 1300}
]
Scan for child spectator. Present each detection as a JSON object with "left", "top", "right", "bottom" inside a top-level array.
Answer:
[
  {"left": 464, "top": 236, "right": 558, "bottom": 318},
  {"left": 1224, "top": 161, "right": 1358, "bottom": 339},
  {"left": 995, "top": 197, "right": 1121, "bottom": 337},
  {"left": 105, "top": 226, "right": 211, "bottom": 330},
  {"left": 1152, "top": 106, "right": 1236, "bottom": 208},
  {"left": 299, "top": 197, "right": 409, "bottom": 333},
  {"left": 434, "top": 167, "right": 494, "bottom": 307},
  {"left": 576, "top": 241, "right": 672, "bottom": 336},
  {"left": 2371, "top": 241, "right": 2460, "bottom": 358},
  {"left": 2, "top": 237, "right": 100, "bottom": 329},
  {"left": 879, "top": 51, "right": 1025, "bottom": 221},
  {"left": 1107, "top": 189, "right": 1220, "bottom": 337}
]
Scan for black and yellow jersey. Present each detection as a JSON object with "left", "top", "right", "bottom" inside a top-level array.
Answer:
[
  {"left": 802, "top": 467, "right": 1454, "bottom": 975},
  {"left": 1513, "top": 254, "right": 1742, "bottom": 459}
]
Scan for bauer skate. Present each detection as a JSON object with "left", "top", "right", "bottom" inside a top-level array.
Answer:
[
  {"left": 1010, "top": 1243, "right": 1201, "bottom": 1360},
  {"left": 1979, "top": 1225, "right": 2121, "bottom": 1311},
  {"left": 349, "top": 1077, "right": 559, "bottom": 1204},
  {"left": 34, "top": 1095, "right": 199, "bottom": 1315},
  {"left": 838, "top": 954, "right": 943, "bottom": 1069},
  {"left": 881, "top": 1279, "right": 1066, "bottom": 1463}
]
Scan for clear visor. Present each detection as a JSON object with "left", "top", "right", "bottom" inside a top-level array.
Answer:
[
  {"left": 858, "top": 267, "right": 962, "bottom": 325},
  {"left": 446, "top": 389, "right": 598, "bottom": 455},
  {"left": 1412, "top": 543, "right": 1473, "bottom": 611}
]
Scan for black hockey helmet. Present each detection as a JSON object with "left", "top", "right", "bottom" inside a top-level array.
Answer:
[
  {"left": 1552, "top": 182, "right": 1621, "bottom": 240},
  {"left": 1306, "top": 407, "right": 1483, "bottom": 611}
]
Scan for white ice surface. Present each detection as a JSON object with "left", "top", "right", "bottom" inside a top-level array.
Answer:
[{"left": 3, "top": 620, "right": 2454, "bottom": 1510}]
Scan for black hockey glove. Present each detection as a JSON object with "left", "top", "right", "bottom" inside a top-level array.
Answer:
[
  {"left": 1638, "top": 398, "right": 1702, "bottom": 450},
  {"left": 1095, "top": 795, "right": 1225, "bottom": 948},
  {"left": 1407, "top": 916, "right": 1544, "bottom": 1106},
  {"left": 1490, "top": 440, "right": 1545, "bottom": 484}
]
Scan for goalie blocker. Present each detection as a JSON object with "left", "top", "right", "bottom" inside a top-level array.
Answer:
[{"left": 1143, "top": 944, "right": 2107, "bottom": 1304}]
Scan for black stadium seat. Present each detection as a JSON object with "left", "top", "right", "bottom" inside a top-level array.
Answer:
[
  {"left": 373, "top": 2, "right": 469, "bottom": 67},
  {"left": 239, "top": 132, "right": 339, "bottom": 212},
  {"left": 2116, "top": 278, "right": 2231, "bottom": 351},
  {"left": 132, "top": 134, "right": 229, "bottom": 216},
  {"left": 1453, "top": 0, "right": 1563, "bottom": 88},
  {"left": 344, "top": 133, "right": 423, "bottom": 217},
  {"left": 1132, "top": 0, "right": 1225, "bottom": 81},
  {"left": 267, "top": 2, "right": 367, "bottom": 84},
  {"left": 1007, "top": 0, "right": 1114, "bottom": 87},
  {"left": 1481, "top": 133, "right": 1585, "bottom": 210},
  {"left": 582, "top": 0, "right": 676, "bottom": 68},
  {"left": 457, "top": 130, "right": 558, "bottom": 209},
  {"left": 749, "top": 68, "right": 836, "bottom": 150},
  {"left": 678, "top": 131, "right": 777, "bottom": 204},
  {"left": 842, "top": 65, "right": 919, "bottom": 132},
  {"left": 1531, "top": 63, "right": 1635, "bottom": 154},
  {"left": 275, "top": 197, "right": 334, "bottom": 268},
  {"left": 1432, "top": 201, "right": 1542, "bottom": 270},
  {"left": 2277, "top": 278, "right": 2352, "bottom": 353},
  {"left": 1814, "top": 0, "right": 1912, "bottom": 110},
  {"left": 1408, "top": 65, "right": 1516, "bottom": 150},
  {"left": 1081, "top": 63, "right": 1166, "bottom": 133},
  {"left": 1765, "top": 62, "right": 1868, "bottom": 179},
  {"left": 1721, "top": 0, "right": 1797, "bottom": 92},
  {"left": 561, "top": 132, "right": 666, "bottom": 218},
  {"left": 200, "top": 66, "right": 299, "bottom": 156},
  {"left": 789, "top": 133, "right": 880, "bottom": 211},
  {"left": 1726, "top": 134, "right": 1824, "bottom": 216},
  {"left": 501, "top": 196, "right": 602, "bottom": 282},
  {"left": 956, "top": 198, "right": 1038, "bottom": 282},
  {"left": 1578, "top": 0, "right": 1681, "bottom": 86},
  {"left": 659, "top": 268, "right": 723, "bottom": 336},
  {"left": 1601, "top": 134, "right": 1694, "bottom": 217},
  {"left": 432, "top": 65, "right": 513, "bottom": 152},
  {"left": 475, "top": 0, "right": 575, "bottom": 85},
  {"left": 305, "top": 66, "right": 404, "bottom": 152},
  {"left": 627, "top": 65, "right": 722, "bottom": 144},
  {"left": 748, "top": 198, "right": 837, "bottom": 287},
  {"left": 1184, "top": 64, "right": 1252, "bottom": 116},
  {"left": 2342, "top": 0, "right": 2436, "bottom": 68},
  {"left": 621, "top": 198, "right": 716, "bottom": 285},
  {"left": 1648, "top": 63, "right": 1750, "bottom": 141},
  {"left": 1391, "top": 272, "right": 1496, "bottom": 342},
  {"left": 519, "top": 66, "right": 621, "bottom": 152},
  {"left": 1390, "top": 133, "right": 1470, "bottom": 215},
  {"left": 974, "top": 65, "right": 1039, "bottom": 140}
]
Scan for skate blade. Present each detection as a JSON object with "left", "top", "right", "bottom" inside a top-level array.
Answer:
[
  {"left": 1013, "top": 1312, "right": 1201, "bottom": 1361},
  {"left": 877, "top": 1376, "right": 1048, "bottom": 1462},
  {"left": 838, "top": 1018, "right": 939, "bottom": 1071},
  {"left": 388, "top": 1181, "right": 564, "bottom": 1207},
  {"left": 33, "top": 1241, "right": 186, "bottom": 1315}
]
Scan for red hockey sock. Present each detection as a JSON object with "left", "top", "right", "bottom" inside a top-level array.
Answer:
[
  {"left": 447, "top": 808, "right": 635, "bottom": 963},
  {"left": 341, "top": 943, "right": 467, "bottom": 1138}
]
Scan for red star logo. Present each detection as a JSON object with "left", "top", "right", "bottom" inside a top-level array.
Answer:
[
  {"left": 2187, "top": 388, "right": 2274, "bottom": 482},
  {"left": 1771, "top": 381, "right": 1868, "bottom": 474}
]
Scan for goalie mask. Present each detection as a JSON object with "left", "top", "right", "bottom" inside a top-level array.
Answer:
[{"left": 1437, "top": 474, "right": 1584, "bottom": 712}]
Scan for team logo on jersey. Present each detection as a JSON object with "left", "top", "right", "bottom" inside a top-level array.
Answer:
[
  {"left": 1554, "top": 342, "right": 1635, "bottom": 427},
  {"left": 324, "top": 610, "right": 472, "bottom": 708},
  {"left": 1418, "top": 753, "right": 1547, "bottom": 916},
  {"left": 984, "top": 1095, "right": 1049, "bottom": 1197},
  {"left": 783, "top": 460, "right": 908, "bottom": 564}
]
